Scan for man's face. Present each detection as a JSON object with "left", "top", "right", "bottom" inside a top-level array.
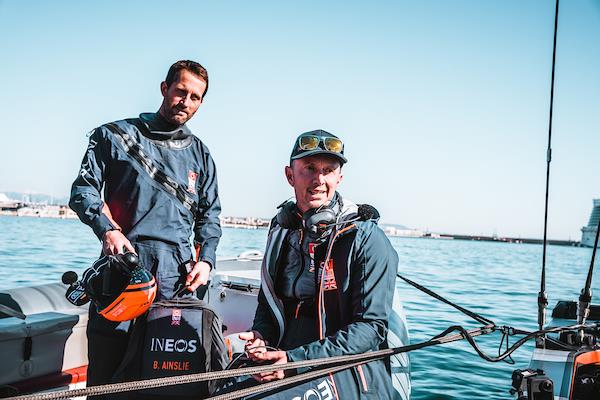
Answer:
[
  {"left": 159, "top": 69, "right": 207, "bottom": 125},
  {"left": 285, "top": 155, "right": 343, "bottom": 213}
]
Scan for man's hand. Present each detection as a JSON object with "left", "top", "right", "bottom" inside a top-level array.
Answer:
[
  {"left": 250, "top": 350, "right": 288, "bottom": 382},
  {"left": 102, "top": 230, "right": 135, "bottom": 255},
  {"left": 238, "top": 331, "right": 267, "bottom": 358},
  {"left": 238, "top": 332, "right": 286, "bottom": 382},
  {"left": 186, "top": 260, "right": 211, "bottom": 291}
]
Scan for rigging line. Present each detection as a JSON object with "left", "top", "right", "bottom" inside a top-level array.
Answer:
[
  {"left": 8, "top": 321, "right": 596, "bottom": 400},
  {"left": 2, "top": 325, "right": 494, "bottom": 400},
  {"left": 538, "top": 0, "right": 560, "bottom": 334},
  {"left": 397, "top": 273, "right": 495, "bottom": 326},
  {"left": 208, "top": 360, "right": 368, "bottom": 400},
  {"left": 577, "top": 214, "right": 600, "bottom": 331},
  {"left": 584, "top": 217, "right": 600, "bottom": 294},
  {"left": 585, "top": 219, "right": 600, "bottom": 289}
]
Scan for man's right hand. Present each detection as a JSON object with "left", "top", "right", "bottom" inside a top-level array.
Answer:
[
  {"left": 102, "top": 230, "right": 136, "bottom": 255},
  {"left": 238, "top": 331, "right": 267, "bottom": 360}
]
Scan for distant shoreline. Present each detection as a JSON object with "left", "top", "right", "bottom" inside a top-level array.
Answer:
[
  {"left": 0, "top": 209, "right": 271, "bottom": 230},
  {"left": 0, "top": 212, "right": 581, "bottom": 246}
]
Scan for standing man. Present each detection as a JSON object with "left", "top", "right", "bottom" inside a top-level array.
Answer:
[
  {"left": 69, "top": 60, "right": 221, "bottom": 393},
  {"left": 239, "top": 130, "right": 402, "bottom": 399}
]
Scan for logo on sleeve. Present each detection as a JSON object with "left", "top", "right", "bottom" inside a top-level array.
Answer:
[{"left": 187, "top": 171, "right": 198, "bottom": 194}]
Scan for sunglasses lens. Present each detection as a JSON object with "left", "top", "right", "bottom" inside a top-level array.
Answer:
[
  {"left": 299, "top": 136, "right": 320, "bottom": 150},
  {"left": 323, "top": 137, "right": 343, "bottom": 153}
]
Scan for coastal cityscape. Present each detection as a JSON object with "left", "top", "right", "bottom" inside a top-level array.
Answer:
[{"left": 1, "top": 191, "right": 595, "bottom": 247}]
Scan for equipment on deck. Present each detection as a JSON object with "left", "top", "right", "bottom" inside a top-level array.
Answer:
[{"left": 64, "top": 252, "right": 157, "bottom": 322}]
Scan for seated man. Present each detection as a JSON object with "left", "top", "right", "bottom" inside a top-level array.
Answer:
[{"left": 239, "top": 130, "right": 400, "bottom": 399}]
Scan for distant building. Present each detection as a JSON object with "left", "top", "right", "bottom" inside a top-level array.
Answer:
[
  {"left": 220, "top": 216, "right": 269, "bottom": 229},
  {"left": 0, "top": 193, "right": 21, "bottom": 213},
  {"left": 16, "top": 205, "right": 77, "bottom": 219},
  {"left": 383, "top": 226, "right": 425, "bottom": 238},
  {"left": 581, "top": 199, "right": 600, "bottom": 247}
]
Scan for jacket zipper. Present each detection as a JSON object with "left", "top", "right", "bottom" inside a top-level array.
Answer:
[{"left": 291, "top": 230, "right": 306, "bottom": 298}]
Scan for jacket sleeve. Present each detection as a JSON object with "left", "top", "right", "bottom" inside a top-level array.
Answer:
[
  {"left": 69, "top": 128, "right": 117, "bottom": 240},
  {"left": 194, "top": 150, "right": 222, "bottom": 269},
  {"left": 286, "top": 223, "right": 398, "bottom": 363}
]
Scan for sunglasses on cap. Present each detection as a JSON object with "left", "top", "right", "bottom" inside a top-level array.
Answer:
[{"left": 297, "top": 135, "right": 344, "bottom": 154}]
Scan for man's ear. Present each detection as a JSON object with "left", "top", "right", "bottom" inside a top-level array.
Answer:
[
  {"left": 160, "top": 81, "right": 168, "bottom": 97},
  {"left": 285, "top": 165, "right": 294, "bottom": 187}
]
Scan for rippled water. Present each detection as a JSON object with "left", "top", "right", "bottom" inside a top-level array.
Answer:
[{"left": 0, "top": 216, "right": 597, "bottom": 399}]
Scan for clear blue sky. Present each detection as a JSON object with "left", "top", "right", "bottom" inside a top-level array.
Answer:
[{"left": 0, "top": 0, "right": 598, "bottom": 240}]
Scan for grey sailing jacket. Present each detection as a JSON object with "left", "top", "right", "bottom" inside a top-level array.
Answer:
[
  {"left": 252, "top": 197, "right": 400, "bottom": 399},
  {"left": 69, "top": 113, "right": 221, "bottom": 267}
]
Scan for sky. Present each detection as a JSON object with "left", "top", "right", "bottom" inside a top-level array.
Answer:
[{"left": 0, "top": 0, "right": 598, "bottom": 240}]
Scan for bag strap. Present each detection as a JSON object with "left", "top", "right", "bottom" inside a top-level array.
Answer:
[
  {"left": 202, "top": 309, "right": 214, "bottom": 372},
  {"left": 104, "top": 120, "right": 198, "bottom": 213}
]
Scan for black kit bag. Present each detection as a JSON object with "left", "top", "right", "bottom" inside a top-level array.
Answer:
[{"left": 113, "top": 297, "right": 228, "bottom": 399}]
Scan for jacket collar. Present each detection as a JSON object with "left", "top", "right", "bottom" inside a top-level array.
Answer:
[{"left": 139, "top": 112, "right": 192, "bottom": 140}]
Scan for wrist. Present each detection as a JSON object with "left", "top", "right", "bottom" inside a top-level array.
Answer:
[
  {"left": 102, "top": 226, "right": 122, "bottom": 240},
  {"left": 200, "top": 259, "right": 213, "bottom": 270}
]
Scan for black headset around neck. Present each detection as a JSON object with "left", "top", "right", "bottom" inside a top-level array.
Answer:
[{"left": 275, "top": 195, "right": 343, "bottom": 238}]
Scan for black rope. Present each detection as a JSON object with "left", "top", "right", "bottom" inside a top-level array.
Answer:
[
  {"left": 498, "top": 327, "right": 515, "bottom": 365},
  {"left": 397, "top": 273, "right": 495, "bottom": 326}
]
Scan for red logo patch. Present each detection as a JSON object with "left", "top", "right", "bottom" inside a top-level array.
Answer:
[
  {"left": 322, "top": 259, "right": 337, "bottom": 291},
  {"left": 171, "top": 309, "right": 181, "bottom": 326},
  {"left": 187, "top": 171, "right": 198, "bottom": 194}
]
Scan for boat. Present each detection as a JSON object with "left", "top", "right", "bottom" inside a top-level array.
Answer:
[
  {"left": 0, "top": 252, "right": 411, "bottom": 399},
  {"left": 512, "top": 302, "right": 600, "bottom": 400}
]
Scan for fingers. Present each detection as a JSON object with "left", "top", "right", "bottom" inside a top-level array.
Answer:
[
  {"left": 246, "top": 339, "right": 267, "bottom": 359},
  {"left": 252, "top": 350, "right": 284, "bottom": 362},
  {"left": 252, "top": 371, "right": 285, "bottom": 382},
  {"left": 238, "top": 332, "right": 256, "bottom": 341},
  {"left": 249, "top": 350, "right": 287, "bottom": 382},
  {"left": 102, "top": 231, "right": 135, "bottom": 255},
  {"left": 239, "top": 331, "right": 268, "bottom": 361},
  {"left": 186, "top": 261, "right": 210, "bottom": 291},
  {"left": 123, "top": 239, "right": 136, "bottom": 254}
]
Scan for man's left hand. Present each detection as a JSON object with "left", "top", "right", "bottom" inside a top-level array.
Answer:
[
  {"left": 251, "top": 350, "right": 288, "bottom": 382},
  {"left": 186, "top": 260, "right": 211, "bottom": 291}
]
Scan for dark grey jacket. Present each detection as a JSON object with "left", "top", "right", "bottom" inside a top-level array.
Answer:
[
  {"left": 252, "top": 198, "right": 400, "bottom": 399},
  {"left": 69, "top": 113, "right": 221, "bottom": 267}
]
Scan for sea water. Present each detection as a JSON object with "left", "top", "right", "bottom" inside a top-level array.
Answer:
[{"left": 0, "top": 215, "right": 597, "bottom": 399}]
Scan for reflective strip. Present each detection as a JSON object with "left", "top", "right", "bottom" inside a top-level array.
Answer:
[
  {"left": 105, "top": 122, "right": 197, "bottom": 213},
  {"left": 261, "top": 227, "right": 287, "bottom": 346},
  {"left": 82, "top": 257, "right": 110, "bottom": 286},
  {"left": 122, "top": 281, "right": 157, "bottom": 292}
]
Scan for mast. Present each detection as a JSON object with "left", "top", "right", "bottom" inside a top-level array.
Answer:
[{"left": 537, "top": 0, "right": 560, "bottom": 338}]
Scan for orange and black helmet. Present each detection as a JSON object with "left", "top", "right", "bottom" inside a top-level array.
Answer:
[{"left": 82, "top": 252, "right": 157, "bottom": 321}]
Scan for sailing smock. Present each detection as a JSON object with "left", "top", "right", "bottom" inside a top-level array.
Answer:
[
  {"left": 251, "top": 196, "right": 400, "bottom": 399},
  {"left": 69, "top": 112, "right": 222, "bottom": 296},
  {"left": 69, "top": 112, "right": 222, "bottom": 394}
]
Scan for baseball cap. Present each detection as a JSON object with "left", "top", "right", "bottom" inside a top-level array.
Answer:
[{"left": 290, "top": 130, "right": 347, "bottom": 164}]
